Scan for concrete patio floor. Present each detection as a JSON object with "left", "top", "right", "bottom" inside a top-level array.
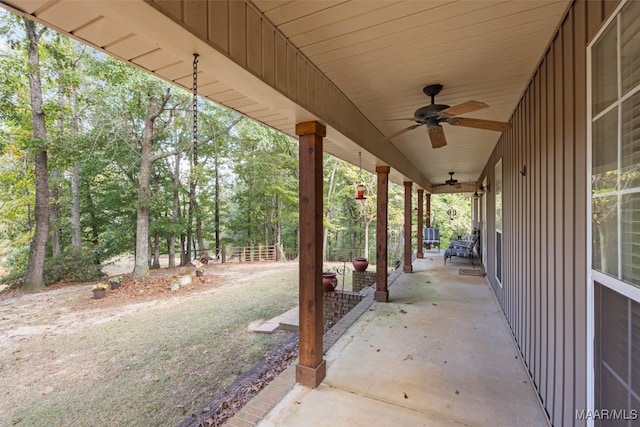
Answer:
[{"left": 256, "top": 251, "right": 550, "bottom": 427}]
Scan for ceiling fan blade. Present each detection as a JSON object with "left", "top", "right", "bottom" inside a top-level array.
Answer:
[
  {"left": 448, "top": 116, "right": 511, "bottom": 132},
  {"left": 375, "top": 123, "right": 424, "bottom": 144},
  {"left": 377, "top": 118, "right": 415, "bottom": 122},
  {"left": 440, "top": 101, "right": 488, "bottom": 117},
  {"left": 428, "top": 126, "right": 447, "bottom": 148}
]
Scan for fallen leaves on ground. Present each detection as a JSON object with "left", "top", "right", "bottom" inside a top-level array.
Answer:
[{"left": 179, "top": 335, "right": 299, "bottom": 427}]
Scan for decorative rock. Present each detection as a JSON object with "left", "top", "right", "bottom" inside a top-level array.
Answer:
[{"left": 178, "top": 276, "right": 191, "bottom": 287}]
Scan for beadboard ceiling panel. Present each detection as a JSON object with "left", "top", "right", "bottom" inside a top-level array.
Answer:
[{"left": 0, "top": 0, "right": 571, "bottom": 191}]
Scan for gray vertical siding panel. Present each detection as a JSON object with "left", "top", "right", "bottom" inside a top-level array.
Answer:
[
  {"left": 573, "top": 2, "right": 589, "bottom": 423},
  {"left": 517, "top": 104, "right": 523, "bottom": 348},
  {"left": 520, "top": 97, "right": 527, "bottom": 358},
  {"left": 512, "top": 114, "right": 517, "bottom": 332},
  {"left": 562, "top": 10, "right": 577, "bottom": 426},
  {"left": 539, "top": 56, "right": 550, "bottom": 409},
  {"left": 478, "top": 1, "right": 617, "bottom": 423},
  {"left": 553, "top": 32, "right": 565, "bottom": 427},
  {"left": 546, "top": 43, "right": 556, "bottom": 417},
  {"left": 511, "top": 118, "right": 516, "bottom": 329},
  {"left": 534, "top": 69, "right": 542, "bottom": 392},
  {"left": 523, "top": 85, "right": 535, "bottom": 377},
  {"left": 508, "top": 123, "right": 517, "bottom": 328},
  {"left": 526, "top": 85, "right": 534, "bottom": 374}
]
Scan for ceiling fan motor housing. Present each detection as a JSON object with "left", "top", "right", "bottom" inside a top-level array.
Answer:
[{"left": 414, "top": 104, "right": 449, "bottom": 123}]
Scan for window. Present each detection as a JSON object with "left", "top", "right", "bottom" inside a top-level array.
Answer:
[{"left": 591, "top": 0, "right": 640, "bottom": 288}]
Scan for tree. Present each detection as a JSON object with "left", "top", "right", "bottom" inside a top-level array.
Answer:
[
  {"left": 131, "top": 84, "right": 175, "bottom": 279},
  {"left": 21, "top": 18, "right": 49, "bottom": 292}
]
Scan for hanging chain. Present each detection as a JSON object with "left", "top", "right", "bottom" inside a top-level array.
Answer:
[{"left": 192, "top": 53, "right": 199, "bottom": 159}]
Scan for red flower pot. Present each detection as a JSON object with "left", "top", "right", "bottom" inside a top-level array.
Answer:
[
  {"left": 322, "top": 272, "right": 337, "bottom": 292},
  {"left": 352, "top": 257, "right": 369, "bottom": 272}
]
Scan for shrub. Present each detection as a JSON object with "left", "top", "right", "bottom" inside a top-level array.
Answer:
[{"left": 43, "top": 249, "right": 105, "bottom": 284}]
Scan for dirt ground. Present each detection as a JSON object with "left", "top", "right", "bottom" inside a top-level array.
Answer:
[
  {"left": 0, "top": 260, "right": 300, "bottom": 426},
  {"left": 0, "top": 261, "right": 282, "bottom": 351}
]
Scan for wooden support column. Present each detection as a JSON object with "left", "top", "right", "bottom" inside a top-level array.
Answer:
[
  {"left": 403, "top": 181, "right": 413, "bottom": 273},
  {"left": 375, "top": 166, "right": 390, "bottom": 302},
  {"left": 425, "top": 193, "right": 432, "bottom": 248},
  {"left": 417, "top": 189, "right": 424, "bottom": 259},
  {"left": 295, "top": 121, "right": 326, "bottom": 388}
]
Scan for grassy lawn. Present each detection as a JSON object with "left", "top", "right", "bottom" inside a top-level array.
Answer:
[{"left": 1, "top": 264, "right": 298, "bottom": 426}]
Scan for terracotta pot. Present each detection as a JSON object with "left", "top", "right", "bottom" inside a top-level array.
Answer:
[
  {"left": 322, "top": 272, "right": 337, "bottom": 292},
  {"left": 93, "top": 289, "right": 106, "bottom": 299},
  {"left": 352, "top": 257, "right": 369, "bottom": 272}
]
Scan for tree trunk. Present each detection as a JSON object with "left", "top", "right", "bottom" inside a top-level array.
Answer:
[
  {"left": 169, "top": 154, "right": 180, "bottom": 268},
  {"left": 70, "top": 85, "right": 82, "bottom": 252},
  {"left": 322, "top": 163, "right": 338, "bottom": 261},
  {"left": 49, "top": 169, "right": 62, "bottom": 257},
  {"left": 131, "top": 87, "right": 172, "bottom": 278},
  {"left": 132, "top": 94, "right": 162, "bottom": 279},
  {"left": 214, "top": 141, "right": 220, "bottom": 257},
  {"left": 151, "top": 173, "right": 161, "bottom": 269},
  {"left": 132, "top": 148, "right": 152, "bottom": 279},
  {"left": 85, "top": 186, "right": 100, "bottom": 263},
  {"left": 275, "top": 195, "right": 282, "bottom": 261},
  {"left": 70, "top": 163, "right": 82, "bottom": 251},
  {"left": 152, "top": 228, "right": 160, "bottom": 269},
  {"left": 180, "top": 233, "right": 188, "bottom": 266},
  {"left": 22, "top": 19, "right": 49, "bottom": 292}
]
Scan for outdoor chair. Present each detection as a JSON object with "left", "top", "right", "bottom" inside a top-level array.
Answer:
[
  {"left": 423, "top": 227, "right": 440, "bottom": 252},
  {"left": 444, "top": 229, "right": 479, "bottom": 266}
]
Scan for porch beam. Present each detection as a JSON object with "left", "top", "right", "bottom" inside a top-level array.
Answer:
[
  {"left": 417, "top": 189, "right": 424, "bottom": 259},
  {"left": 375, "top": 166, "right": 390, "bottom": 302},
  {"left": 295, "top": 120, "right": 326, "bottom": 388},
  {"left": 403, "top": 181, "right": 413, "bottom": 273}
]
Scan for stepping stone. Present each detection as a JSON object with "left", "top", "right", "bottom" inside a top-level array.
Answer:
[
  {"left": 278, "top": 307, "right": 299, "bottom": 332},
  {"left": 248, "top": 319, "right": 280, "bottom": 334}
]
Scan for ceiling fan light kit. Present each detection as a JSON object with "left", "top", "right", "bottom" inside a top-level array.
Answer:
[{"left": 378, "top": 84, "right": 511, "bottom": 149}]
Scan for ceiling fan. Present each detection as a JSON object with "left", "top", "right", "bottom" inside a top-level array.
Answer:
[
  {"left": 377, "top": 84, "right": 511, "bottom": 148},
  {"left": 432, "top": 172, "right": 462, "bottom": 189}
]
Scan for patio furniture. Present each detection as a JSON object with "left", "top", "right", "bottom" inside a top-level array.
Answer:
[
  {"left": 444, "top": 229, "right": 480, "bottom": 265},
  {"left": 423, "top": 228, "right": 440, "bottom": 252}
]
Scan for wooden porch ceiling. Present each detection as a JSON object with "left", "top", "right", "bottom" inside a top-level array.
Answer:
[{"left": 0, "top": 0, "right": 571, "bottom": 192}]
